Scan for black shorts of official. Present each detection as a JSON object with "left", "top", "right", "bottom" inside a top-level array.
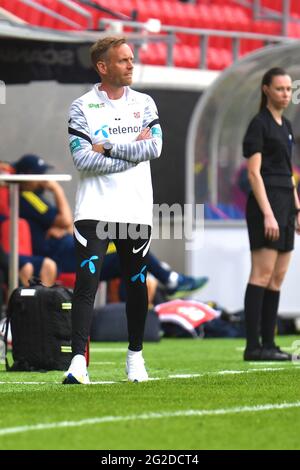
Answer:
[{"left": 246, "top": 187, "right": 295, "bottom": 252}]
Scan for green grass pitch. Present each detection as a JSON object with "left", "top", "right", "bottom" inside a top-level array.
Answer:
[{"left": 1, "top": 337, "right": 300, "bottom": 450}]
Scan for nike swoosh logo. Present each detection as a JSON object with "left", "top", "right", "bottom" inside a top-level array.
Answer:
[
  {"left": 132, "top": 240, "right": 149, "bottom": 254},
  {"left": 132, "top": 237, "right": 151, "bottom": 257}
]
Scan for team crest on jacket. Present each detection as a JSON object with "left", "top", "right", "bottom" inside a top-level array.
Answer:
[{"left": 133, "top": 112, "right": 140, "bottom": 119}]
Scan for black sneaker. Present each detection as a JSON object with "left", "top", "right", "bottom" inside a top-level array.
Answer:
[
  {"left": 243, "top": 348, "right": 262, "bottom": 361},
  {"left": 260, "top": 345, "right": 292, "bottom": 361}
]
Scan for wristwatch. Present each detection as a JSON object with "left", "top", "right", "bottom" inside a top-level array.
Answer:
[{"left": 103, "top": 141, "right": 113, "bottom": 157}]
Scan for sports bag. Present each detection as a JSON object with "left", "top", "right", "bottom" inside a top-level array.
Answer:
[
  {"left": 91, "top": 303, "right": 161, "bottom": 342},
  {"left": 155, "top": 299, "right": 219, "bottom": 338},
  {"left": 5, "top": 279, "right": 73, "bottom": 371}
]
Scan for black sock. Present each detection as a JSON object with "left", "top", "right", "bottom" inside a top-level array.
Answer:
[
  {"left": 261, "top": 289, "right": 280, "bottom": 349},
  {"left": 244, "top": 283, "right": 265, "bottom": 351}
]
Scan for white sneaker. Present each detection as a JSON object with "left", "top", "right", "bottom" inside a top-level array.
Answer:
[
  {"left": 63, "top": 354, "right": 90, "bottom": 384},
  {"left": 126, "top": 350, "right": 149, "bottom": 382}
]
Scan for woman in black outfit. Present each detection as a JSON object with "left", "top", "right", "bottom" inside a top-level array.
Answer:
[{"left": 243, "top": 67, "right": 300, "bottom": 361}]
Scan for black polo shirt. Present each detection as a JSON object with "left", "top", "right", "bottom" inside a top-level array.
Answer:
[{"left": 243, "top": 107, "right": 294, "bottom": 188}]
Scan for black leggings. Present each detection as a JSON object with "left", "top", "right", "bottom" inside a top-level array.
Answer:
[{"left": 72, "top": 220, "right": 151, "bottom": 356}]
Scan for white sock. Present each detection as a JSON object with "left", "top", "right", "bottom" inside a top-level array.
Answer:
[
  {"left": 127, "top": 349, "right": 143, "bottom": 358},
  {"left": 167, "top": 271, "right": 179, "bottom": 289}
]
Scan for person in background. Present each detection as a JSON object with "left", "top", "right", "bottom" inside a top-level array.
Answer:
[
  {"left": 1, "top": 157, "right": 208, "bottom": 299},
  {"left": 242, "top": 67, "right": 300, "bottom": 361},
  {"left": 10, "top": 155, "right": 75, "bottom": 275},
  {"left": 0, "top": 245, "right": 57, "bottom": 289}
]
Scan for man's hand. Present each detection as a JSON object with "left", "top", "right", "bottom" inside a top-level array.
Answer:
[
  {"left": 46, "top": 226, "right": 68, "bottom": 239},
  {"left": 40, "top": 180, "right": 61, "bottom": 192},
  {"left": 136, "top": 127, "right": 151, "bottom": 141},
  {"left": 92, "top": 143, "right": 104, "bottom": 154},
  {"left": 41, "top": 180, "right": 73, "bottom": 230}
]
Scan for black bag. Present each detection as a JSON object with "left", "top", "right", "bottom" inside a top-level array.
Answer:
[
  {"left": 5, "top": 279, "right": 72, "bottom": 371},
  {"left": 91, "top": 303, "right": 161, "bottom": 342}
]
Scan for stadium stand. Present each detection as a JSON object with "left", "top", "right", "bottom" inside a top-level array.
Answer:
[
  {"left": 1, "top": 0, "right": 299, "bottom": 70},
  {"left": 0, "top": 0, "right": 89, "bottom": 29}
]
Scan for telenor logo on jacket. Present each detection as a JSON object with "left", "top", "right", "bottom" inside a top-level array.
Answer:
[
  {"left": 94, "top": 124, "right": 142, "bottom": 137},
  {"left": 94, "top": 125, "right": 109, "bottom": 138}
]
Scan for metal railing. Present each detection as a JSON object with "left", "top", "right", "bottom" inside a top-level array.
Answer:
[
  {"left": 57, "top": 0, "right": 93, "bottom": 28},
  {"left": 99, "top": 18, "right": 296, "bottom": 69},
  {"left": 76, "top": 0, "right": 134, "bottom": 21},
  {"left": 17, "top": 0, "right": 93, "bottom": 29},
  {"left": 233, "top": 0, "right": 300, "bottom": 36}
]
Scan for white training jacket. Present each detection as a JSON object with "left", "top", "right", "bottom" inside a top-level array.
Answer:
[{"left": 68, "top": 84, "right": 163, "bottom": 227}]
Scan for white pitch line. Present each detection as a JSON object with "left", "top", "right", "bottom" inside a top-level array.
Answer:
[
  {"left": 169, "top": 374, "right": 202, "bottom": 378},
  {"left": 89, "top": 381, "right": 117, "bottom": 385},
  {"left": 218, "top": 368, "right": 283, "bottom": 374},
  {"left": 89, "top": 362, "right": 116, "bottom": 365},
  {"left": 0, "top": 381, "right": 48, "bottom": 385},
  {"left": 1, "top": 401, "right": 300, "bottom": 437},
  {"left": 0, "top": 365, "right": 295, "bottom": 386},
  {"left": 89, "top": 348, "right": 127, "bottom": 353},
  {"left": 168, "top": 368, "right": 286, "bottom": 379},
  {"left": 217, "top": 370, "right": 246, "bottom": 375},
  {"left": 248, "top": 362, "right": 292, "bottom": 366}
]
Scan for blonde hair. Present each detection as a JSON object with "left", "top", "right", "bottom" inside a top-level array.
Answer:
[{"left": 90, "top": 36, "right": 127, "bottom": 71}]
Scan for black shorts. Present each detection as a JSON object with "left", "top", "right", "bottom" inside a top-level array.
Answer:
[{"left": 246, "top": 187, "right": 295, "bottom": 252}]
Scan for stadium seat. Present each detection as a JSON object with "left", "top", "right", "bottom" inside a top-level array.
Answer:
[
  {"left": 1, "top": 0, "right": 300, "bottom": 71},
  {"left": 0, "top": 164, "right": 15, "bottom": 218},
  {"left": 139, "top": 42, "right": 167, "bottom": 66},
  {"left": 56, "top": 272, "right": 76, "bottom": 288},
  {"left": 114, "top": 0, "right": 136, "bottom": 18},
  {"left": 207, "top": 48, "right": 231, "bottom": 70},
  {"left": 0, "top": 218, "right": 32, "bottom": 256},
  {"left": 195, "top": 4, "right": 216, "bottom": 30},
  {"left": 174, "top": 44, "right": 199, "bottom": 69},
  {"left": 0, "top": 187, "right": 10, "bottom": 218},
  {"left": 0, "top": 0, "right": 87, "bottom": 30},
  {"left": 240, "top": 38, "right": 264, "bottom": 56},
  {"left": 287, "top": 22, "right": 300, "bottom": 37}
]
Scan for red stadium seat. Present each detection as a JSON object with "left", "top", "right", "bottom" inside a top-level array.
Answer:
[
  {"left": 0, "top": 187, "right": 10, "bottom": 218},
  {"left": 1, "top": 0, "right": 299, "bottom": 71},
  {"left": 194, "top": 4, "right": 216, "bottom": 29},
  {"left": 0, "top": 164, "right": 15, "bottom": 218},
  {"left": 0, "top": 218, "right": 32, "bottom": 256},
  {"left": 57, "top": 272, "right": 76, "bottom": 288},
  {"left": 174, "top": 44, "right": 199, "bottom": 69},
  {"left": 139, "top": 42, "right": 167, "bottom": 66}
]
